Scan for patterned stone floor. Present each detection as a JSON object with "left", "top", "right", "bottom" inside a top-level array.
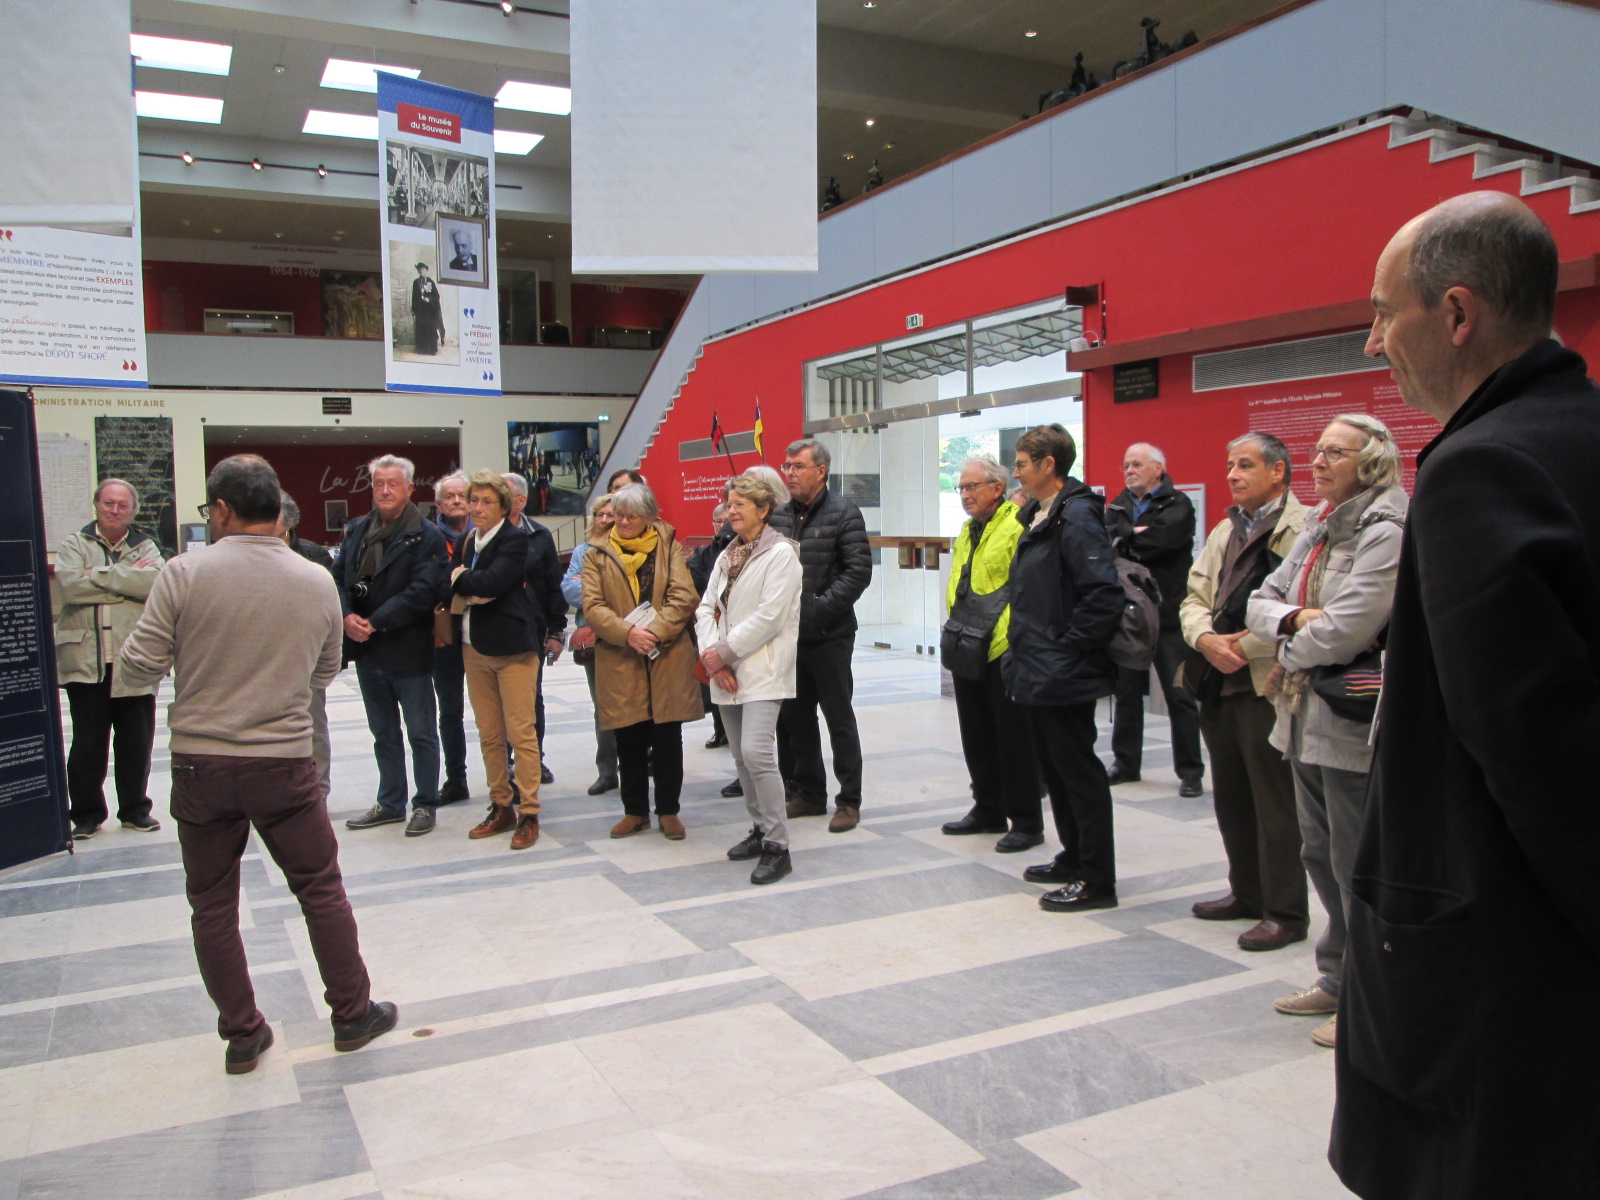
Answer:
[{"left": 0, "top": 649, "right": 1353, "bottom": 1199}]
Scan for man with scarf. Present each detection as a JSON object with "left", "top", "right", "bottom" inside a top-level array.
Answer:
[
  {"left": 1179, "top": 432, "right": 1308, "bottom": 952},
  {"left": 338, "top": 455, "right": 448, "bottom": 836}
]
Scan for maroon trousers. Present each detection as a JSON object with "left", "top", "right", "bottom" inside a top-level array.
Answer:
[{"left": 171, "top": 752, "right": 371, "bottom": 1045}]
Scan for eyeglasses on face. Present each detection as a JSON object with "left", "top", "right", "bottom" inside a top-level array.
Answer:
[
  {"left": 957, "top": 481, "right": 1001, "bottom": 494},
  {"left": 197, "top": 503, "right": 214, "bottom": 520},
  {"left": 1312, "top": 445, "right": 1353, "bottom": 464},
  {"left": 781, "top": 461, "right": 817, "bottom": 474}
]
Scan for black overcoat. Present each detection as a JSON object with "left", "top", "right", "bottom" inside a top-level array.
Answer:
[
  {"left": 336, "top": 509, "right": 447, "bottom": 675},
  {"left": 1104, "top": 474, "right": 1194, "bottom": 630}
]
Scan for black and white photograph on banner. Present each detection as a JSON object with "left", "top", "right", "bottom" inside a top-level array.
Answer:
[
  {"left": 324, "top": 499, "right": 348, "bottom": 532},
  {"left": 507, "top": 421, "right": 602, "bottom": 515},
  {"left": 388, "top": 242, "right": 459, "bottom": 364},
  {"left": 385, "top": 142, "right": 490, "bottom": 229},
  {"left": 437, "top": 215, "right": 488, "bottom": 288}
]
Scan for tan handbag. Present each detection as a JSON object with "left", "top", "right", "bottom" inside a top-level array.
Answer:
[{"left": 433, "top": 605, "right": 454, "bottom": 646}]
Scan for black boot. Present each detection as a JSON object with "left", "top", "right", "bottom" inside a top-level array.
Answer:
[{"left": 750, "top": 842, "right": 792, "bottom": 885}]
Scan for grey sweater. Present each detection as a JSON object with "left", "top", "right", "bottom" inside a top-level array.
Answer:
[{"left": 118, "top": 534, "right": 343, "bottom": 757}]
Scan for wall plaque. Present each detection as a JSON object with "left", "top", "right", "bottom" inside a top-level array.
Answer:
[{"left": 1113, "top": 358, "right": 1160, "bottom": 402}]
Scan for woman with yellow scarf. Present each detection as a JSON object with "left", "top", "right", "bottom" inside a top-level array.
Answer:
[{"left": 580, "top": 482, "right": 703, "bottom": 837}]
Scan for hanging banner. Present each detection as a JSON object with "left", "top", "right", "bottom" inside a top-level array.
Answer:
[{"left": 377, "top": 74, "right": 501, "bottom": 396}]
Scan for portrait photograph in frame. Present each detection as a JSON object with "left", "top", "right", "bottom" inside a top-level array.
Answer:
[
  {"left": 324, "top": 499, "right": 349, "bottom": 532},
  {"left": 437, "top": 215, "right": 489, "bottom": 289}
]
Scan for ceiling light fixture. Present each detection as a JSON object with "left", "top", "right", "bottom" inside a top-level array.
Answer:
[
  {"left": 843, "top": 153, "right": 855, "bottom": 160},
  {"left": 303, "top": 109, "right": 380, "bottom": 139},
  {"left": 180, "top": 151, "right": 195, "bottom": 164},
  {"left": 862, "top": 1, "right": 875, "bottom": 7},
  {"left": 251, "top": 158, "right": 262, "bottom": 170},
  {"left": 864, "top": 117, "right": 875, "bottom": 126},
  {"left": 883, "top": 142, "right": 894, "bottom": 149},
  {"left": 273, "top": 63, "right": 287, "bottom": 74},
  {"left": 495, "top": 81, "right": 571, "bottom": 115},
  {"left": 321, "top": 57, "right": 421, "bottom": 93},
  {"left": 129, "top": 33, "right": 233, "bottom": 76},
  {"left": 1024, "top": 29, "right": 1038, "bottom": 37},
  {"left": 493, "top": 129, "right": 543, "bottom": 154},
  {"left": 502, "top": 0, "right": 514, "bottom": 13},
  {"left": 134, "top": 91, "right": 224, "bottom": 124},
  {"left": 316, "top": 164, "right": 328, "bottom": 177}
]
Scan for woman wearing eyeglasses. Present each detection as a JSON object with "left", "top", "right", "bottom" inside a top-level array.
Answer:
[{"left": 1246, "top": 414, "right": 1409, "bottom": 1050}]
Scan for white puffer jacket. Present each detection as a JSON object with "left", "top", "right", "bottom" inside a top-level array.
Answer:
[{"left": 693, "top": 525, "right": 801, "bottom": 706}]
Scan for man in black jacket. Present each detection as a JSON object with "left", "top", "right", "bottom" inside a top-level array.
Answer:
[
  {"left": 1103, "top": 443, "right": 1203, "bottom": 796},
  {"left": 770, "top": 439, "right": 873, "bottom": 831},
  {"left": 1005, "top": 424, "right": 1125, "bottom": 912},
  {"left": 1331, "top": 193, "right": 1600, "bottom": 1199},
  {"left": 505, "top": 472, "right": 568, "bottom": 787},
  {"left": 337, "top": 455, "right": 448, "bottom": 836},
  {"left": 278, "top": 492, "right": 336, "bottom": 801}
]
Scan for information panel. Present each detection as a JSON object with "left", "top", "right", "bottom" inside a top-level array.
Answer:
[
  {"left": 94, "top": 416, "right": 178, "bottom": 558},
  {"left": 0, "top": 390, "right": 70, "bottom": 869}
]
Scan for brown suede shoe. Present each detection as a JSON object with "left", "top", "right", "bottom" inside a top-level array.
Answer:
[
  {"left": 828, "top": 805, "right": 860, "bottom": 833},
  {"left": 468, "top": 804, "right": 516, "bottom": 840},
  {"left": 786, "top": 794, "right": 828, "bottom": 819},
  {"left": 1237, "top": 920, "right": 1308, "bottom": 952},
  {"left": 658, "top": 813, "right": 686, "bottom": 840},
  {"left": 1191, "top": 893, "right": 1262, "bottom": 921},
  {"left": 510, "top": 815, "right": 540, "bottom": 850},
  {"left": 611, "top": 814, "right": 650, "bottom": 838}
]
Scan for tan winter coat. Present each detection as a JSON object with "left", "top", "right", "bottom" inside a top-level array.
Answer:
[
  {"left": 54, "top": 523, "right": 164, "bottom": 695},
  {"left": 580, "top": 520, "right": 704, "bottom": 731}
]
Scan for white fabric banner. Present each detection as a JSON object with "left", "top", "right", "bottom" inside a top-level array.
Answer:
[
  {"left": 571, "top": 0, "right": 817, "bottom": 274},
  {"left": 0, "top": 0, "right": 137, "bottom": 233}
]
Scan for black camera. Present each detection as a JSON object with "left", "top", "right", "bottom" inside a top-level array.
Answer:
[{"left": 350, "top": 577, "right": 373, "bottom": 603}]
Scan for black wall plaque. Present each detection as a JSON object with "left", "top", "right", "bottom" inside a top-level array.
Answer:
[
  {"left": 94, "top": 416, "right": 177, "bottom": 558},
  {"left": 829, "top": 472, "right": 881, "bottom": 508},
  {"left": 322, "top": 396, "right": 353, "bottom": 415},
  {"left": 0, "top": 390, "right": 71, "bottom": 868},
  {"left": 1113, "top": 358, "right": 1160, "bottom": 402}
]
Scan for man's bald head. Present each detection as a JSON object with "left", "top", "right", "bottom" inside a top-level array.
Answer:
[{"left": 1403, "top": 191, "right": 1558, "bottom": 337}]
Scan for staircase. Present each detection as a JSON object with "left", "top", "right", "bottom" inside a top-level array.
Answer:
[{"left": 1389, "top": 113, "right": 1600, "bottom": 215}]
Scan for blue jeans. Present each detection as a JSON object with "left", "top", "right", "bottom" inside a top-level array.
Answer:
[
  {"left": 356, "top": 661, "right": 440, "bottom": 815},
  {"left": 432, "top": 640, "right": 469, "bottom": 783}
]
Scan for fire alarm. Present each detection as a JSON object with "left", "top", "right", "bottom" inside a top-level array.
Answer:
[{"left": 906, "top": 313, "right": 924, "bottom": 329}]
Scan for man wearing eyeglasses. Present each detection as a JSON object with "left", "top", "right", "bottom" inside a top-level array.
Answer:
[{"left": 769, "top": 438, "right": 873, "bottom": 832}]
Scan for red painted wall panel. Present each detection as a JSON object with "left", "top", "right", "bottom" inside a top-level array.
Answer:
[{"left": 144, "top": 261, "right": 325, "bottom": 336}]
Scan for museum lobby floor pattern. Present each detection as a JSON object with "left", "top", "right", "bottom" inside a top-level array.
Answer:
[{"left": 0, "top": 650, "right": 1353, "bottom": 1199}]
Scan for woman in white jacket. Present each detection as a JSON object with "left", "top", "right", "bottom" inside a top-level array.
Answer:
[{"left": 696, "top": 471, "right": 802, "bottom": 885}]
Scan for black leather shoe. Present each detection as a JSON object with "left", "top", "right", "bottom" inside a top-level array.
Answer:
[
  {"left": 941, "top": 810, "right": 1008, "bottom": 835},
  {"left": 705, "top": 732, "right": 729, "bottom": 749},
  {"left": 1023, "top": 858, "right": 1075, "bottom": 884},
  {"left": 721, "top": 778, "right": 744, "bottom": 797},
  {"left": 1107, "top": 765, "right": 1141, "bottom": 786},
  {"left": 750, "top": 843, "right": 792, "bottom": 885},
  {"left": 438, "top": 777, "right": 470, "bottom": 805},
  {"left": 224, "top": 1024, "right": 274, "bottom": 1075},
  {"left": 995, "top": 829, "right": 1044, "bottom": 853},
  {"left": 540, "top": 764, "right": 555, "bottom": 785},
  {"left": 1039, "top": 880, "right": 1118, "bottom": 912},
  {"left": 1191, "top": 894, "right": 1261, "bottom": 921},
  {"left": 727, "top": 825, "right": 764, "bottom": 861},
  {"left": 333, "top": 1000, "right": 398, "bottom": 1052},
  {"left": 1178, "top": 776, "right": 1204, "bottom": 798},
  {"left": 587, "top": 776, "right": 619, "bottom": 796},
  {"left": 1237, "top": 920, "right": 1308, "bottom": 952}
]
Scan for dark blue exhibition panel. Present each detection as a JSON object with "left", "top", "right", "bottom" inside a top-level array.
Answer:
[{"left": 0, "top": 390, "right": 70, "bottom": 869}]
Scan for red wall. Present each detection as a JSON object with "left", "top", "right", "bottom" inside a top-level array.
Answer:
[
  {"left": 638, "top": 124, "right": 1600, "bottom": 533},
  {"left": 203, "top": 443, "right": 460, "bottom": 542},
  {"left": 145, "top": 261, "right": 325, "bottom": 336}
]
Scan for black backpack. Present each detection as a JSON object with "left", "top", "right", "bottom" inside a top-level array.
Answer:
[{"left": 1108, "top": 556, "right": 1162, "bottom": 671}]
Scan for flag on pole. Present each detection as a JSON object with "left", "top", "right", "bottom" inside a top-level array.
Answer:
[
  {"left": 710, "top": 411, "right": 724, "bottom": 451},
  {"left": 752, "top": 398, "right": 765, "bottom": 460}
]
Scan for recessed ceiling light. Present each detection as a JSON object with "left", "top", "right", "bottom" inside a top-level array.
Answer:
[
  {"left": 494, "top": 129, "right": 543, "bottom": 154},
  {"left": 211, "top": 226, "right": 222, "bottom": 234},
  {"left": 320, "top": 58, "right": 421, "bottom": 93},
  {"left": 843, "top": 153, "right": 855, "bottom": 160},
  {"left": 130, "top": 33, "right": 232, "bottom": 76},
  {"left": 862, "top": 1, "right": 875, "bottom": 7},
  {"left": 864, "top": 117, "right": 875, "bottom": 126},
  {"left": 303, "top": 109, "right": 380, "bottom": 139},
  {"left": 251, "top": 158, "right": 262, "bottom": 170},
  {"left": 495, "top": 81, "right": 571, "bottom": 115},
  {"left": 135, "top": 91, "right": 224, "bottom": 123},
  {"left": 180, "top": 151, "right": 195, "bottom": 164},
  {"left": 883, "top": 142, "right": 894, "bottom": 149},
  {"left": 273, "top": 63, "right": 287, "bottom": 75},
  {"left": 335, "top": 230, "right": 346, "bottom": 236},
  {"left": 1024, "top": 29, "right": 1038, "bottom": 37},
  {"left": 501, "top": 0, "right": 514, "bottom": 12}
]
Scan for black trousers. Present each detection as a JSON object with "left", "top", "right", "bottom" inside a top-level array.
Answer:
[
  {"left": 779, "top": 636, "right": 863, "bottom": 808},
  {"left": 64, "top": 672, "right": 155, "bottom": 827},
  {"left": 1026, "top": 701, "right": 1116, "bottom": 889},
  {"left": 615, "top": 720, "right": 683, "bottom": 816},
  {"left": 1111, "top": 627, "right": 1204, "bottom": 780},
  {"left": 953, "top": 657, "right": 1043, "bottom": 833}
]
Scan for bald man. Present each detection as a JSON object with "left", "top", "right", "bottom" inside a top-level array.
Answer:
[{"left": 1331, "top": 193, "right": 1600, "bottom": 1198}]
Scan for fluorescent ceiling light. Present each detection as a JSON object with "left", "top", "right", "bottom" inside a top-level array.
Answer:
[
  {"left": 494, "top": 130, "right": 544, "bottom": 155},
  {"left": 495, "top": 81, "right": 571, "bottom": 115},
  {"left": 321, "top": 58, "right": 422, "bottom": 93},
  {"left": 135, "top": 91, "right": 224, "bottom": 123},
  {"left": 130, "top": 33, "right": 232, "bottom": 76},
  {"left": 303, "top": 109, "right": 380, "bottom": 139}
]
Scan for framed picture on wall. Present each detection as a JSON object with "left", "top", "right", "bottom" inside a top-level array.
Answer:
[
  {"left": 324, "top": 499, "right": 349, "bottom": 532},
  {"left": 437, "top": 215, "right": 488, "bottom": 289}
]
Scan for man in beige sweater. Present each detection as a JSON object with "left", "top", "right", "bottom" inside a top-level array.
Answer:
[{"left": 119, "top": 455, "right": 395, "bottom": 1075}]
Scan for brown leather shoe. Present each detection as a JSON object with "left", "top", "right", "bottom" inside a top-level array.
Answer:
[
  {"left": 1191, "top": 893, "right": 1262, "bottom": 921},
  {"left": 828, "top": 805, "right": 860, "bottom": 833},
  {"left": 610, "top": 814, "right": 650, "bottom": 838},
  {"left": 510, "top": 815, "right": 539, "bottom": 850},
  {"left": 1237, "top": 920, "right": 1308, "bottom": 952},
  {"left": 658, "top": 813, "right": 686, "bottom": 840},
  {"left": 786, "top": 793, "right": 827, "bottom": 819},
  {"left": 468, "top": 804, "right": 516, "bottom": 840}
]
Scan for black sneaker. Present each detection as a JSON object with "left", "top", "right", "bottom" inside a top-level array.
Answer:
[
  {"left": 345, "top": 805, "right": 405, "bottom": 830},
  {"left": 540, "top": 764, "right": 555, "bottom": 785},
  {"left": 438, "top": 777, "right": 470, "bottom": 805},
  {"left": 586, "top": 775, "right": 619, "bottom": 796},
  {"left": 750, "top": 843, "right": 792, "bottom": 885},
  {"left": 404, "top": 808, "right": 436, "bottom": 837},
  {"left": 224, "top": 1024, "right": 274, "bottom": 1075},
  {"left": 120, "top": 814, "right": 161, "bottom": 833},
  {"left": 720, "top": 778, "right": 744, "bottom": 798},
  {"left": 1022, "top": 858, "right": 1075, "bottom": 884},
  {"left": 333, "top": 1000, "right": 399, "bottom": 1052},
  {"left": 1178, "top": 776, "right": 1205, "bottom": 798},
  {"left": 71, "top": 822, "right": 101, "bottom": 841},
  {"left": 705, "top": 732, "right": 729, "bottom": 749},
  {"left": 726, "top": 826, "right": 764, "bottom": 861},
  {"left": 1107, "top": 766, "right": 1141, "bottom": 786}
]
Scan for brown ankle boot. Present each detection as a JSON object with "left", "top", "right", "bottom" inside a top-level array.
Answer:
[
  {"left": 510, "top": 814, "right": 540, "bottom": 850},
  {"left": 658, "top": 813, "right": 685, "bottom": 840},
  {"left": 468, "top": 804, "right": 516, "bottom": 839},
  {"left": 610, "top": 813, "right": 650, "bottom": 838}
]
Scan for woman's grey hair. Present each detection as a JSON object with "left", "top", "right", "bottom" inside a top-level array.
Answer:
[
  {"left": 368, "top": 454, "right": 415, "bottom": 485},
  {"left": 959, "top": 455, "right": 1010, "bottom": 487},
  {"left": 728, "top": 470, "right": 785, "bottom": 518},
  {"left": 279, "top": 491, "right": 301, "bottom": 529},
  {"left": 586, "top": 491, "right": 614, "bottom": 537},
  {"left": 1327, "top": 413, "right": 1403, "bottom": 489},
  {"left": 744, "top": 463, "right": 788, "bottom": 498},
  {"left": 784, "top": 438, "right": 831, "bottom": 471},
  {"left": 609, "top": 482, "right": 659, "bottom": 523},
  {"left": 93, "top": 477, "right": 139, "bottom": 514},
  {"left": 1227, "top": 430, "right": 1293, "bottom": 485}
]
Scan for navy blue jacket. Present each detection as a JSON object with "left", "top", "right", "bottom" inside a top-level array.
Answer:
[
  {"left": 447, "top": 521, "right": 537, "bottom": 658},
  {"left": 1002, "top": 479, "right": 1123, "bottom": 707},
  {"left": 518, "top": 515, "right": 568, "bottom": 644},
  {"left": 336, "top": 508, "right": 447, "bottom": 675}
]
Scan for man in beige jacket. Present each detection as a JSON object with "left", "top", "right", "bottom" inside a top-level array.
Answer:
[{"left": 1179, "top": 432, "right": 1308, "bottom": 952}]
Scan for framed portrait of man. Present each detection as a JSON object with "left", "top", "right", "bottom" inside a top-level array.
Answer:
[{"left": 437, "top": 215, "right": 488, "bottom": 288}]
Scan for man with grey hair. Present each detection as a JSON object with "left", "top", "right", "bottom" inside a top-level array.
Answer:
[
  {"left": 1332, "top": 193, "right": 1600, "bottom": 1198},
  {"left": 770, "top": 438, "right": 873, "bottom": 831},
  {"left": 54, "top": 478, "right": 164, "bottom": 838},
  {"left": 431, "top": 471, "right": 473, "bottom": 803},
  {"left": 1104, "top": 442, "right": 1203, "bottom": 795},
  {"left": 337, "top": 454, "right": 447, "bottom": 836},
  {"left": 503, "top": 471, "right": 567, "bottom": 786}
]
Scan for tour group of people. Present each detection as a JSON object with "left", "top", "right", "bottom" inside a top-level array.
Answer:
[{"left": 53, "top": 190, "right": 1600, "bottom": 1200}]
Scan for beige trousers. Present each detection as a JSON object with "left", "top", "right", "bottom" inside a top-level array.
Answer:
[{"left": 464, "top": 644, "right": 542, "bottom": 815}]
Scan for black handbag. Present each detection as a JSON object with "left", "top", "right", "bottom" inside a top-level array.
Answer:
[
  {"left": 940, "top": 553, "right": 1009, "bottom": 681},
  {"left": 1312, "top": 644, "right": 1384, "bottom": 722}
]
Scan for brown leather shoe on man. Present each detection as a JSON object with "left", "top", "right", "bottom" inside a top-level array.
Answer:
[
  {"left": 786, "top": 793, "right": 827, "bottom": 819},
  {"left": 1237, "top": 920, "right": 1307, "bottom": 952},
  {"left": 828, "top": 805, "right": 860, "bottom": 833},
  {"left": 468, "top": 804, "right": 516, "bottom": 840},
  {"left": 1191, "top": 893, "right": 1262, "bottom": 921},
  {"left": 510, "top": 815, "right": 540, "bottom": 850},
  {"left": 610, "top": 814, "right": 650, "bottom": 838},
  {"left": 658, "top": 813, "right": 686, "bottom": 840}
]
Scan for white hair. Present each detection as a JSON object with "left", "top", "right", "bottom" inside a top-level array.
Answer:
[
  {"left": 959, "top": 455, "right": 1009, "bottom": 486},
  {"left": 94, "top": 477, "right": 139, "bottom": 514},
  {"left": 368, "top": 454, "right": 415, "bottom": 485},
  {"left": 501, "top": 471, "right": 529, "bottom": 498},
  {"left": 1125, "top": 443, "right": 1166, "bottom": 468}
]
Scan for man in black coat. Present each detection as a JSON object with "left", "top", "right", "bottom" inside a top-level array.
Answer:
[
  {"left": 409, "top": 263, "right": 445, "bottom": 356},
  {"left": 1331, "top": 192, "right": 1600, "bottom": 1198},
  {"left": 769, "top": 439, "right": 873, "bottom": 832},
  {"left": 1005, "top": 424, "right": 1125, "bottom": 912},
  {"left": 1103, "top": 443, "right": 1203, "bottom": 795},
  {"left": 505, "top": 472, "right": 568, "bottom": 787},
  {"left": 277, "top": 492, "right": 336, "bottom": 801},
  {"left": 336, "top": 455, "right": 448, "bottom": 836}
]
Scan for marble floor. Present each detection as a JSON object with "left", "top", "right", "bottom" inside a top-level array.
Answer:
[{"left": 0, "top": 649, "right": 1354, "bottom": 1200}]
